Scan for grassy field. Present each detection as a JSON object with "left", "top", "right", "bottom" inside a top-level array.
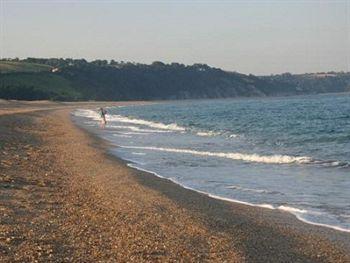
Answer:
[{"left": 0, "top": 61, "right": 52, "bottom": 73}]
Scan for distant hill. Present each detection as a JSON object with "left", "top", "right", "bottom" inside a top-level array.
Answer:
[
  {"left": 0, "top": 61, "right": 52, "bottom": 73},
  {"left": 0, "top": 58, "right": 349, "bottom": 101},
  {"left": 261, "top": 72, "right": 350, "bottom": 95}
]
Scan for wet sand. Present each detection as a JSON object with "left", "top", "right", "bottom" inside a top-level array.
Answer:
[{"left": 0, "top": 101, "right": 349, "bottom": 262}]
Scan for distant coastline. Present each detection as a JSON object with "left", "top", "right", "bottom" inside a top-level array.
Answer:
[{"left": 1, "top": 58, "right": 349, "bottom": 101}]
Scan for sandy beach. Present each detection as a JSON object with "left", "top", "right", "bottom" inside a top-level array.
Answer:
[{"left": 1, "top": 101, "right": 349, "bottom": 262}]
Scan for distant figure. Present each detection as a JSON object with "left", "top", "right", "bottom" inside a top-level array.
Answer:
[{"left": 100, "top": 107, "right": 107, "bottom": 127}]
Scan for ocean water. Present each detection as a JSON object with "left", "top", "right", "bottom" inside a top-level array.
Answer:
[{"left": 73, "top": 93, "right": 350, "bottom": 233}]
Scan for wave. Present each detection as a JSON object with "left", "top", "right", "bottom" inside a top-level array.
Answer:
[
  {"left": 314, "top": 160, "right": 349, "bottom": 168},
  {"left": 75, "top": 109, "right": 241, "bottom": 138},
  {"left": 73, "top": 109, "right": 103, "bottom": 120},
  {"left": 119, "top": 131, "right": 149, "bottom": 135},
  {"left": 119, "top": 145, "right": 313, "bottom": 165},
  {"left": 196, "top": 131, "right": 221, "bottom": 137},
  {"left": 226, "top": 185, "right": 283, "bottom": 195},
  {"left": 131, "top": 152, "right": 146, "bottom": 155},
  {"left": 195, "top": 130, "right": 240, "bottom": 139},
  {"left": 112, "top": 134, "right": 132, "bottom": 138},
  {"left": 74, "top": 109, "right": 346, "bottom": 167},
  {"left": 340, "top": 214, "right": 350, "bottom": 219},
  {"left": 74, "top": 109, "right": 185, "bottom": 132},
  {"left": 75, "top": 109, "right": 242, "bottom": 140},
  {"left": 107, "top": 114, "right": 185, "bottom": 131},
  {"left": 277, "top": 206, "right": 350, "bottom": 233},
  {"left": 108, "top": 124, "right": 170, "bottom": 133},
  {"left": 278, "top": 205, "right": 308, "bottom": 214}
]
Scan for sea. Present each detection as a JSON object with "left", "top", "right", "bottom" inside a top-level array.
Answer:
[{"left": 73, "top": 93, "right": 350, "bottom": 233}]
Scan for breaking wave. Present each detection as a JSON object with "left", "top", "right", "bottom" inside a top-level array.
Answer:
[
  {"left": 226, "top": 185, "right": 283, "bottom": 195},
  {"left": 108, "top": 114, "right": 185, "bottom": 131},
  {"left": 119, "top": 145, "right": 313, "bottom": 165},
  {"left": 108, "top": 124, "right": 170, "bottom": 133},
  {"left": 74, "top": 109, "right": 185, "bottom": 131},
  {"left": 196, "top": 131, "right": 221, "bottom": 137}
]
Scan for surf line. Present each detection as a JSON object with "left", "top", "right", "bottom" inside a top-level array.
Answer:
[{"left": 119, "top": 145, "right": 312, "bottom": 165}]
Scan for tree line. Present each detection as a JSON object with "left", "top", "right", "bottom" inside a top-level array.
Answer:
[{"left": 0, "top": 58, "right": 349, "bottom": 101}]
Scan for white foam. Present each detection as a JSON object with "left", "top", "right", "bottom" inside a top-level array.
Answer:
[
  {"left": 73, "top": 109, "right": 185, "bottom": 132},
  {"left": 203, "top": 193, "right": 275, "bottom": 210},
  {"left": 197, "top": 131, "right": 221, "bottom": 137},
  {"left": 107, "top": 114, "right": 185, "bottom": 131},
  {"left": 258, "top": 204, "right": 276, "bottom": 209},
  {"left": 320, "top": 160, "right": 349, "bottom": 167},
  {"left": 226, "top": 185, "right": 279, "bottom": 194},
  {"left": 119, "top": 145, "right": 313, "bottom": 165},
  {"left": 120, "top": 132, "right": 149, "bottom": 135},
  {"left": 108, "top": 124, "right": 170, "bottom": 133},
  {"left": 290, "top": 214, "right": 350, "bottom": 233},
  {"left": 127, "top": 163, "right": 165, "bottom": 178},
  {"left": 74, "top": 109, "right": 101, "bottom": 120},
  {"left": 278, "top": 205, "right": 308, "bottom": 214},
  {"left": 328, "top": 161, "right": 340, "bottom": 167},
  {"left": 123, "top": 159, "right": 146, "bottom": 166},
  {"left": 112, "top": 134, "right": 132, "bottom": 138},
  {"left": 340, "top": 214, "right": 350, "bottom": 218},
  {"left": 132, "top": 152, "right": 146, "bottom": 155},
  {"left": 275, "top": 206, "right": 350, "bottom": 232}
]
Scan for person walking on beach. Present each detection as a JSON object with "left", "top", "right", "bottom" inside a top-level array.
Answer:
[{"left": 100, "top": 107, "right": 107, "bottom": 127}]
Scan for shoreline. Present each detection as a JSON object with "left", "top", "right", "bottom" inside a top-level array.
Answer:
[
  {"left": 101, "top": 148, "right": 350, "bottom": 244},
  {"left": 129, "top": 163, "right": 350, "bottom": 234},
  {"left": 1, "top": 102, "right": 349, "bottom": 261},
  {"left": 74, "top": 107, "right": 350, "bottom": 235},
  {"left": 74, "top": 111, "right": 350, "bottom": 248}
]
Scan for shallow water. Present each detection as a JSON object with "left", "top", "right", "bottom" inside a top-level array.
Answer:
[{"left": 74, "top": 93, "right": 350, "bottom": 232}]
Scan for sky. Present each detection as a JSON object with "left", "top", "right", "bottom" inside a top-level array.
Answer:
[{"left": 0, "top": 0, "right": 349, "bottom": 75}]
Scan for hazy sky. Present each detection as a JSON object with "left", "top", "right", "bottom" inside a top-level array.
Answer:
[{"left": 1, "top": 0, "right": 349, "bottom": 75}]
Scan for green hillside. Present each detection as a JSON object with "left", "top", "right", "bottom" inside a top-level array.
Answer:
[
  {"left": 0, "top": 61, "right": 52, "bottom": 73},
  {"left": 0, "top": 72, "right": 82, "bottom": 100}
]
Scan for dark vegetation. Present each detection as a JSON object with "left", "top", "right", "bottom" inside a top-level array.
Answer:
[{"left": 1, "top": 58, "right": 349, "bottom": 101}]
